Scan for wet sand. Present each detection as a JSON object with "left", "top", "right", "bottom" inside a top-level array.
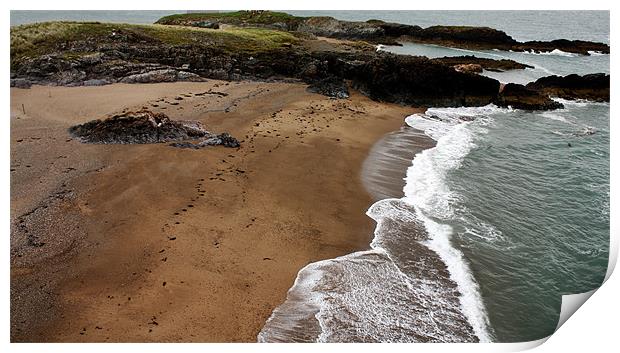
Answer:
[{"left": 10, "top": 80, "right": 424, "bottom": 342}]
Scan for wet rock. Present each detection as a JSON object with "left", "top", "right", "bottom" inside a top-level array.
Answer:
[
  {"left": 525, "top": 73, "right": 609, "bottom": 102},
  {"left": 350, "top": 52, "right": 500, "bottom": 107},
  {"left": 495, "top": 83, "right": 564, "bottom": 110}
]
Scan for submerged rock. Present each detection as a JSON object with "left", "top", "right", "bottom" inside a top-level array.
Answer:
[{"left": 68, "top": 109, "right": 210, "bottom": 144}]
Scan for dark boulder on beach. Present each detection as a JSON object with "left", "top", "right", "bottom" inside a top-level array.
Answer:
[
  {"left": 495, "top": 83, "right": 564, "bottom": 110},
  {"left": 68, "top": 109, "right": 210, "bottom": 144},
  {"left": 526, "top": 73, "right": 610, "bottom": 102},
  {"left": 170, "top": 133, "right": 240, "bottom": 149},
  {"left": 69, "top": 109, "right": 241, "bottom": 147}
]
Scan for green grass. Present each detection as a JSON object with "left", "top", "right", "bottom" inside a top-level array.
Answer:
[
  {"left": 11, "top": 21, "right": 299, "bottom": 62},
  {"left": 156, "top": 11, "right": 305, "bottom": 26}
]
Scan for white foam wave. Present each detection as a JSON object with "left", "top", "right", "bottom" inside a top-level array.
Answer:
[
  {"left": 259, "top": 106, "right": 507, "bottom": 343},
  {"left": 523, "top": 49, "right": 579, "bottom": 57},
  {"left": 403, "top": 108, "right": 494, "bottom": 341},
  {"left": 552, "top": 97, "right": 609, "bottom": 107},
  {"left": 587, "top": 50, "right": 607, "bottom": 56},
  {"left": 540, "top": 111, "right": 571, "bottom": 124},
  {"left": 421, "top": 217, "right": 492, "bottom": 342},
  {"left": 405, "top": 105, "right": 508, "bottom": 141}
]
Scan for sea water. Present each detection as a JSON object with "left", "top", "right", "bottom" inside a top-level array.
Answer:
[{"left": 260, "top": 11, "right": 609, "bottom": 343}]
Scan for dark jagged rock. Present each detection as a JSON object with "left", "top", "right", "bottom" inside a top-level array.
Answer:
[
  {"left": 307, "top": 77, "right": 350, "bottom": 99},
  {"left": 202, "top": 133, "right": 241, "bottom": 148},
  {"left": 431, "top": 55, "right": 534, "bottom": 72},
  {"left": 405, "top": 25, "right": 517, "bottom": 48},
  {"left": 68, "top": 109, "right": 210, "bottom": 144},
  {"left": 366, "top": 20, "right": 422, "bottom": 38},
  {"left": 526, "top": 73, "right": 609, "bottom": 102},
  {"left": 495, "top": 83, "right": 564, "bottom": 110},
  {"left": 513, "top": 39, "right": 610, "bottom": 56},
  {"left": 350, "top": 53, "right": 500, "bottom": 107},
  {"left": 169, "top": 133, "right": 240, "bottom": 149}
]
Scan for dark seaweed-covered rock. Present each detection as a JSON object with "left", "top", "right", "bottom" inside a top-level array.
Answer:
[
  {"left": 495, "top": 83, "right": 564, "bottom": 110},
  {"left": 526, "top": 73, "right": 609, "bottom": 102},
  {"left": 307, "top": 77, "right": 350, "bottom": 99},
  {"left": 68, "top": 109, "right": 210, "bottom": 144}
]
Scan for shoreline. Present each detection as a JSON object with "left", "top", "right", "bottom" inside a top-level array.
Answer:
[{"left": 10, "top": 81, "right": 423, "bottom": 342}]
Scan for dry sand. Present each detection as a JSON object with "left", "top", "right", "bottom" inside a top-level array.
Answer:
[{"left": 10, "top": 80, "right": 423, "bottom": 342}]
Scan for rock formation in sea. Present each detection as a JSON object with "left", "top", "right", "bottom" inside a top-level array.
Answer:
[
  {"left": 494, "top": 83, "right": 564, "bottom": 110},
  {"left": 526, "top": 73, "right": 610, "bottom": 102}
]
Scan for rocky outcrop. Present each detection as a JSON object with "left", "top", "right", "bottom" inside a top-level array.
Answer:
[
  {"left": 403, "top": 25, "right": 517, "bottom": 48},
  {"left": 307, "top": 77, "right": 350, "bottom": 99},
  {"left": 296, "top": 17, "right": 387, "bottom": 42},
  {"left": 513, "top": 40, "right": 610, "bottom": 56},
  {"left": 431, "top": 55, "right": 534, "bottom": 72},
  {"left": 526, "top": 73, "right": 609, "bottom": 102},
  {"left": 68, "top": 109, "right": 210, "bottom": 144},
  {"left": 13, "top": 20, "right": 609, "bottom": 111},
  {"left": 350, "top": 53, "right": 500, "bottom": 107},
  {"left": 119, "top": 69, "right": 206, "bottom": 84},
  {"left": 156, "top": 12, "right": 610, "bottom": 55},
  {"left": 495, "top": 83, "right": 564, "bottom": 110}
]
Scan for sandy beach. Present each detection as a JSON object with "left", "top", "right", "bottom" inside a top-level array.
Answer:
[{"left": 10, "top": 81, "right": 423, "bottom": 342}]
